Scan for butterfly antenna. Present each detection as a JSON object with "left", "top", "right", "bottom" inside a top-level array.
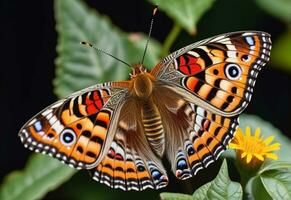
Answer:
[
  {"left": 141, "top": 5, "right": 158, "bottom": 65},
  {"left": 80, "top": 41, "right": 132, "bottom": 68}
]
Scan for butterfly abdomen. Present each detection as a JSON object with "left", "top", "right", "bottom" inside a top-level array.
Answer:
[{"left": 141, "top": 100, "right": 165, "bottom": 157}]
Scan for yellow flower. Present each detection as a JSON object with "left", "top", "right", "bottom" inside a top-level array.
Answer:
[{"left": 229, "top": 126, "right": 280, "bottom": 166}]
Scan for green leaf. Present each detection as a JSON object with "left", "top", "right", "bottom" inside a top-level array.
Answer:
[
  {"left": 54, "top": 0, "right": 161, "bottom": 98},
  {"left": 247, "top": 176, "right": 272, "bottom": 200},
  {"left": 270, "top": 31, "right": 291, "bottom": 73},
  {"left": 259, "top": 161, "right": 291, "bottom": 174},
  {"left": 0, "top": 155, "right": 75, "bottom": 200},
  {"left": 193, "top": 160, "right": 242, "bottom": 200},
  {"left": 149, "top": 0, "right": 216, "bottom": 34},
  {"left": 261, "top": 169, "right": 291, "bottom": 200},
  {"left": 255, "top": 0, "right": 291, "bottom": 23},
  {"left": 191, "top": 182, "right": 211, "bottom": 199},
  {"left": 160, "top": 193, "right": 194, "bottom": 200},
  {"left": 239, "top": 114, "right": 291, "bottom": 162},
  {"left": 248, "top": 162, "right": 291, "bottom": 199}
]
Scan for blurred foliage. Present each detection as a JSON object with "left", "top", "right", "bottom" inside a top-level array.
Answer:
[
  {"left": 255, "top": 0, "right": 291, "bottom": 23},
  {"left": 149, "top": 0, "right": 215, "bottom": 34},
  {"left": 54, "top": 0, "right": 161, "bottom": 98},
  {"left": 2, "top": 0, "right": 291, "bottom": 199},
  {"left": 255, "top": 0, "right": 291, "bottom": 73},
  {"left": 270, "top": 31, "right": 291, "bottom": 73},
  {"left": 0, "top": 155, "right": 75, "bottom": 200},
  {"left": 148, "top": 0, "right": 215, "bottom": 57}
]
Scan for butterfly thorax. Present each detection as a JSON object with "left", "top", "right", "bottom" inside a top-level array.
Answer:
[
  {"left": 129, "top": 64, "right": 165, "bottom": 157},
  {"left": 130, "top": 64, "right": 155, "bottom": 98}
]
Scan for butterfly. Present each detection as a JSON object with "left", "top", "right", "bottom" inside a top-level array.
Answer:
[{"left": 19, "top": 31, "right": 271, "bottom": 191}]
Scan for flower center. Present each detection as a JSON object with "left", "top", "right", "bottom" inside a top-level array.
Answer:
[{"left": 244, "top": 137, "right": 264, "bottom": 154}]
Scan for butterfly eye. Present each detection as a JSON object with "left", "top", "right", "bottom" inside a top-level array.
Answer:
[
  {"left": 225, "top": 63, "right": 242, "bottom": 80},
  {"left": 60, "top": 129, "right": 77, "bottom": 146}
]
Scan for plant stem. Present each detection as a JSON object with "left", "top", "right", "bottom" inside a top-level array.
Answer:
[{"left": 160, "top": 23, "right": 182, "bottom": 57}]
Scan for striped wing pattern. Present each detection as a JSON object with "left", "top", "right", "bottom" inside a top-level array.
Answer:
[
  {"left": 172, "top": 102, "right": 238, "bottom": 179},
  {"left": 152, "top": 31, "right": 272, "bottom": 116},
  {"left": 19, "top": 83, "right": 128, "bottom": 169},
  {"left": 151, "top": 31, "right": 271, "bottom": 180},
  {"left": 90, "top": 98, "right": 168, "bottom": 191}
]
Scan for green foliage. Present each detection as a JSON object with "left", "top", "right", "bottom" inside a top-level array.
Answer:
[
  {"left": 248, "top": 176, "right": 272, "bottom": 200},
  {"left": 193, "top": 160, "right": 242, "bottom": 200},
  {"left": 255, "top": 0, "right": 291, "bottom": 23},
  {"left": 160, "top": 160, "right": 243, "bottom": 200},
  {"left": 270, "top": 31, "right": 291, "bottom": 73},
  {"left": 149, "top": 0, "right": 216, "bottom": 34},
  {"left": 247, "top": 161, "right": 291, "bottom": 199},
  {"left": 255, "top": 0, "right": 291, "bottom": 73},
  {"left": 160, "top": 193, "right": 193, "bottom": 200},
  {"left": 261, "top": 169, "right": 291, "bottom": 199},
  {"left": 54, "top": 0, "right": 161, "bottom": 98},
  {"left": 0, "top": 155, "right": 75, "bottom": 200},
  {"left": 259, "top": 161, "right": 291, "bottom": 174}
]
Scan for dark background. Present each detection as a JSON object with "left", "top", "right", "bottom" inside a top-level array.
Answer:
[{"left": 1, "top": 0, "right": 290, "bottom": 198}]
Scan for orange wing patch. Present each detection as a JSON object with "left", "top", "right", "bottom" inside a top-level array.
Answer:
[
  {"left": 174, "top": 103, "right": 238, "bottom": 179},
  {"left": 18, "top": 86, "right": 123, "bottom": 169},
  {"left": 179, "top": 32, "right": 271, "bottom": 114},
  {"left": 90, "top": 129, "right": 168, "bottom": 191}
]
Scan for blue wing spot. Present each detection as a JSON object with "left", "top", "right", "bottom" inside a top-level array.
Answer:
[
  {"left": 152, "top": 170, "right": 161, "bottom": 180},
  {"left": 177, "top": 159, "right": 187, "bottom": 170},
  {"left": 245, "top": 36, "right": 255, "bottom": 46},
  {"left": 34, "top": 121, "right": 42, "bottom": 132}
]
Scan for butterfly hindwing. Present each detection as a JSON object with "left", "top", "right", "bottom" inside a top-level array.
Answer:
[
  {"left": 178, "top": 102, "right": 238, "bottom": 178},
  {"left": 19, "top": 82, "right": 129, "bottom": 169},
  {"left": 152, "top": 84, "right": 238, "bottom": 179},
  {"left": 151, "top": 31, "right": 271, "bottom": 116},
  {"left": 90, "top": 99, "right": 168, "bottom": 191}
]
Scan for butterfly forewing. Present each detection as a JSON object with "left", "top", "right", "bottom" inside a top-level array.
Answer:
[
  {"left": 19, "top": 82, "right": 129, "bottom": 169},
  {"left": 151, "top": 31, "right": 272, "bottom": 116}
]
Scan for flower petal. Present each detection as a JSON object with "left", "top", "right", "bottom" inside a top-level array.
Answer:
[
  {"left": 263, "top": 135, "right": 275, "bottom": 145},
  {"left": 254, "top": 128, "right": 261, "bottom": 139},
  {"left": 254, "top": 153, "right": 264, "bottom": 161},
  {"left": 241, "top": 152, "right": 247, "bottom": 158},
  {"left": 229, "top": 143, "right": 238, "bottom": 149},
  {"left": 246, "top": 126, "right": 251, "bottom": 137},
  {"left": 233, "top": 126, "right": 281, "bottom": 167},
  {"left": 246, "top": 153, "right": 253, "bottom": 163},
  {"left": 263, "top": 143, "right": 281, "bottom": 152},
  {"left": 234, "top": 128, "right": 244, "bottom": 143},
  {"left": 229, "top": 143, "right": 244, "bottom": 150},
  {"left": 266, "top": 153, "right": 278, "bottom": 160}
]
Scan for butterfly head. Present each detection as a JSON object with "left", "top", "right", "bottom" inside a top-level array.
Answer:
[{"left": 130, "top": 64, "right": 147, "bottom": 77}]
